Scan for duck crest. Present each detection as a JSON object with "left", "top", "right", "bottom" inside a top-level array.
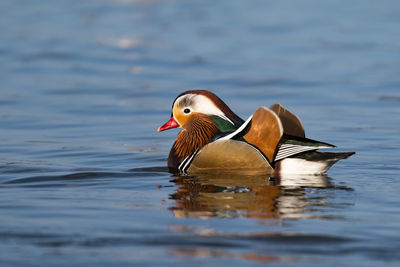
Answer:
[{"left": 173, "top": 113, "right": 219, "bottom": 161}]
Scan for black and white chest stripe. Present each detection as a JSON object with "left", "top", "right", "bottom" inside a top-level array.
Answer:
[{"left": 178, "top": 150, "right": 199, "bottom": 173}]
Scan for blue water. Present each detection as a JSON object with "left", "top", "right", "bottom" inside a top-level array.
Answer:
[{"left": 1, "top": 0, "right": 400, "bottom": 266}]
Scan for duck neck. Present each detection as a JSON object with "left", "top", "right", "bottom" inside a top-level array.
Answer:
[{"left": 172, "top": 114, "right": 220, "bottom": 163}]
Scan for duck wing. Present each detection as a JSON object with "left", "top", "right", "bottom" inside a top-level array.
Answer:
[
  {"left": 217, "top": 107, "right": 334, "bottom": 164},
  {"left": 274, "top": 135, "right": 335, "bottom": 162},
  {"left": 218, "top": 107, "right": 284, "bottom": 163},
  {"left": 242, "top": 107, "right": 284, "bottom": 163},
  {"left": 270, "top": 103, "right": 305, "bottom": 138}
]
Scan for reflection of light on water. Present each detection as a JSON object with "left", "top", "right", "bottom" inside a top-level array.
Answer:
[
  {"left": 96, "top": 37, "right": 141, "bottom": 49},
  {"left": 278, "top": 172, "right": 330, "bottom": 188},
  {"left": 167, "top": 226, "right": 316, "bottom": 264},
  {"left": 129, "top": 66, "right": 143, "bottom": 74},
  {"left": 169, "top": 172, "right": 350, "bottom": 220}
]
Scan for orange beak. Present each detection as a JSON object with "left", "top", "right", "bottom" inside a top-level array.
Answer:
[{"left": 157, "top": 117, "right": 179, "bottom": 132}]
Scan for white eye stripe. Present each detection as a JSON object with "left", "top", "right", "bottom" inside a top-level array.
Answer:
[{"left": 175, "top": 94, "right": 234, "bottom": 125}]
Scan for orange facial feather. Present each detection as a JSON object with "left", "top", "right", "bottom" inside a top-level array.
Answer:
[{"left": 173, "top": 113, "right": 219, "bottom": 159}]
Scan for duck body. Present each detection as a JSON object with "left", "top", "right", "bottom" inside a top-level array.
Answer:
[{"left": 158, "top": 90, "right": 354, "bottom": 175}]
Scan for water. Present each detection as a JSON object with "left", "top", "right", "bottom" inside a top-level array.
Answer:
[{"left": 1, "top": 0, "right": 400, "bottom": 266}]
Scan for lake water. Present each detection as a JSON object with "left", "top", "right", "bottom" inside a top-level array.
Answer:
[{"left": 1, "top": 0, "right": 400, "bottom": 266}]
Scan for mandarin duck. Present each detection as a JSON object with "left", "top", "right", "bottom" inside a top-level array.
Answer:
[{"left": 158, "top": 90, "right": 354, "bottom": 175}]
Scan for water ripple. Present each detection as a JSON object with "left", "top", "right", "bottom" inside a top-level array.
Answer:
[{"left": 2, "top": 167, "right": 168, "bottom": 187}]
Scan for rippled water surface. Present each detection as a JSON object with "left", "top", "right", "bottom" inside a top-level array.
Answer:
[{"left": 1, "top": 0, "right": 400, "bottom": 266}]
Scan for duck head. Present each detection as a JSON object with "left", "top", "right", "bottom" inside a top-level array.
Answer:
[
  {"left": 158, "top": 90, "right": 243, "bottom": 133},
  {"left": 158, "top": 90, "right": 244, "bottom": 167}
]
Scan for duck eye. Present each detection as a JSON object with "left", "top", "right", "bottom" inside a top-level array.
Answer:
[{"left": 183, "top": 108, "right": 191, "bottom": 114}]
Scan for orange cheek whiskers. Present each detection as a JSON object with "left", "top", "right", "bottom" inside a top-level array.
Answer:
[{"left": 173, "top": 114, "right": 219, "bottom": 160}]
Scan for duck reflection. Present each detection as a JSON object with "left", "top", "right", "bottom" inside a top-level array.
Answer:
[
  {"left": 169, "top": 247, "right": 282, "bottom": 264},
  {"left": 169, "top": 172, "right": 344, "bottom": 219}
]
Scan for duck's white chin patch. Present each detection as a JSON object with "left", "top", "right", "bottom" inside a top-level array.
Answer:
[{"left": 278, "top": 158, "right": 331, "bottom": 175}]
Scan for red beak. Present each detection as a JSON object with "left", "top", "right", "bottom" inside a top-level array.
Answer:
[{"left": 157, "top": 117, "right": 179, "bottom": 132}]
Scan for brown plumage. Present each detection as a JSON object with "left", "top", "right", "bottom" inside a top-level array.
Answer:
[
  {"left": 243, "top": 107, "right": 283, "bottom": 163},
  {"left": 270, "top": 103, "right": 305, "bottom": 138},
  {"left": 187, "top": 139, "right": 274, "bottom": 174},
  {"left": 173, "top": 113, "right": 219, "bottom": 160}
]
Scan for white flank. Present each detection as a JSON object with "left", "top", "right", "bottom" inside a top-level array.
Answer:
[{"left": 278, "top": 158, "right": 331, "bottom": 175}]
